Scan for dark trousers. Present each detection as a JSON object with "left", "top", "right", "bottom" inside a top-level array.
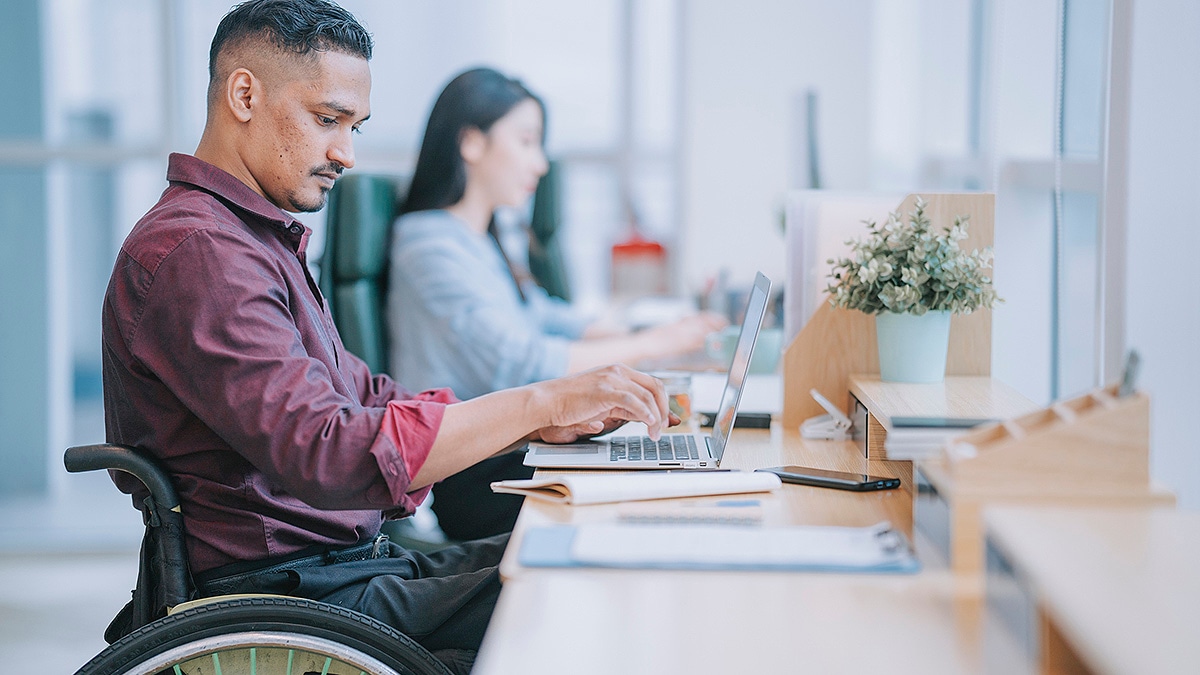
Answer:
[
  {"left": 196, "top": 533, "right": 509, "bottom": 675},
  {"left": 431, "top": 452, "right": 535, "bottom": 541}
]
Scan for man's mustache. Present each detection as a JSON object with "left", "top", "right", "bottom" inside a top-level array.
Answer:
[{"left": 311, "top": 163, "right": 345, "bottom": 178}]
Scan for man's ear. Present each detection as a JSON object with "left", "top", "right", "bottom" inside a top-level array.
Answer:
[
  {"left": 459, "top": 127, "right": 487, "bottom": 165},
  {"left": 225, "top": 68, "right": 257, "bottom": 123}
]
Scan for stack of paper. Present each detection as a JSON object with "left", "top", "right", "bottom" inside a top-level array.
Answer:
[
  {"left": 519, "top": 521, "right": 919, "bottom": 573},
  {"left": 882, "top": 416, "right": 996, "bottom": 460}
]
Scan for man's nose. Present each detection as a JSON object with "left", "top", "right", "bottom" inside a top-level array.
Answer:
[{"left": 330, "top": 131, "right": 356, "bottom": 171}]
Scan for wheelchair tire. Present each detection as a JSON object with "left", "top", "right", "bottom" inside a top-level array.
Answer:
[{"left": 74, "top": 596, "right": 453, "bottom": 675}]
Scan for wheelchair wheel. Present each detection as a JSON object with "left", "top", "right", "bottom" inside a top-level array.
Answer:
[{"left": 75, "top": 596, "right": 453, "bottom": 675}]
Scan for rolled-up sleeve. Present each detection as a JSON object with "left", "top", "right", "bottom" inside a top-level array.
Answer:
[{"left": 371, "top": 387, "right": 457, "bottom": 506}]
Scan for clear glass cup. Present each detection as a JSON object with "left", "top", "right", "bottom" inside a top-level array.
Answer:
[{"left": 651, "top": 371, "right": 693, "bottom": 430}]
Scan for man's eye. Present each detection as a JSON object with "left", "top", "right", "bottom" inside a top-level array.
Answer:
[
  {"left": 352, "top": 126, "right": 363, "bottom": 135},
  {"left": 318, "top": 116, "right": 336, "bottom": 126}
]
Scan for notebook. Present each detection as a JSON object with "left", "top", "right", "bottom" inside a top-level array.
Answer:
[
  {"left": 524, "top": 271, "right": 771, "bottom": 470},
  {"left": 490, "top": 470, "right": 782, "bottom": 505}
]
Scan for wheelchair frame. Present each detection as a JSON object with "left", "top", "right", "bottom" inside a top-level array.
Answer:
[{"left": 65, "top": 444, "right": 453, "bottom": 675}]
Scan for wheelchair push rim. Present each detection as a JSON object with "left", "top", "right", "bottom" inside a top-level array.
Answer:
[{"left": 75, "top": 596, "right": 452, "bottom": 675}]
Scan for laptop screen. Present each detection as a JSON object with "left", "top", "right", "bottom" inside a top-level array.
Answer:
[{"left": 709, "top": 272, "right": 771, "bottom": 462}]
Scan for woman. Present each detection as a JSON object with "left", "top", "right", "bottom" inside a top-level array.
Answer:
[{"left": 389, "top": 67, "right": 724, "bottom": 539}]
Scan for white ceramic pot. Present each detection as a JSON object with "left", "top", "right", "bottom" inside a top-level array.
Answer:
[{"left": 875, "top": 310, "right": 952, "bottom": 383}]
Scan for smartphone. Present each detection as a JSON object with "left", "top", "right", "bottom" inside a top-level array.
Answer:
[
  {"left": 698, "top": 411, "right": 772, "bottom": 429},
  {"left": 755, "top": 465, "right": 901, "bottom": 492}
]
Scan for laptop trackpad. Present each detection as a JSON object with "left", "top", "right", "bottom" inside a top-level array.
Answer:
[{"left": 533, "top": 444, "right": 604, "bottom": 455}]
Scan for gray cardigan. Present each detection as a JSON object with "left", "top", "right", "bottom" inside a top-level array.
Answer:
[{"left": 387, "top": 209, "right": 588, "bottom": 400}]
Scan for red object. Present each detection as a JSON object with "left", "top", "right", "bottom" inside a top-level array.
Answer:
[{"left": 611, "top": 230, "right": 668, "bottom": 296}]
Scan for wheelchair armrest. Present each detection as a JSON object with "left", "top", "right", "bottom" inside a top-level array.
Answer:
[{"left": 64, "top": 443, "right": 181, "bottom": 511}]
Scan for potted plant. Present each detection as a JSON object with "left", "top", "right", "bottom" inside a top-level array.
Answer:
[{"left": 825, "top": 196, "right": 1000, "bottom": 383}]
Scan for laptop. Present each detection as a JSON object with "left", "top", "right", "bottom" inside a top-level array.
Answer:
[{"left": 525, "top": 271, "right": 771, "bottom": 470}]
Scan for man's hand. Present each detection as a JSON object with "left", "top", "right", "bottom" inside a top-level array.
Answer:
[
  {"left": 420, "top": 365, "right": 671, "bottom": 487},
  {"left": 528, "top": 364, "right": 670, "bottom": 441},
  {"left": 537, "top": 411, "right": 681, "bottom": 444}
]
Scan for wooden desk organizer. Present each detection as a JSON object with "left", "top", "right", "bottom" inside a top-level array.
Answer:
[{"left": 917, "top": 383, "right": 1174, "bottom": 582}]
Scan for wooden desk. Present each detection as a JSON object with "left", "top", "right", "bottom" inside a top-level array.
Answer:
[
  {"left": 983, "top": 506, "right": 1198, "bottom": 675},
  {"left": 474, "top": 428, "right": 986, "bottom": 674}
]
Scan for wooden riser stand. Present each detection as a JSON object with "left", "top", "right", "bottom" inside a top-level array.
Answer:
[{"left": 918, "top": 383, "right": 1174, "bottom": 582}]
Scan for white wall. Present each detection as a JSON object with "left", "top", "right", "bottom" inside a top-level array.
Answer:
[
  {"left": 679, "top": 0, "right": 874, "bottom": 293},
  {"left": 1125, "top": 1, "right": 1200, "bottom": 509},
  {"left": 986, "top": 0, "right": 1060, "bottom": 406}
]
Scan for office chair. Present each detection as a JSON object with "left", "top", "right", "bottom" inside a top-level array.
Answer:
[
  {"left": 318, "top": 169, "right": 566, "bottom": 548},
  {"left": 319, "top": 173, "right": 457, "bottom": 552},
  {"left": 319, "top": 165, "right": 568, "bottom": 370},
  {"left": 318, "top": 173, "right": 409, "bottom": 375},
  {"left": 527, "top": 160, "right": 571, "bottom": 301},
  {"left": 64, "top": 444, "right": 452, "bottom": 675}
]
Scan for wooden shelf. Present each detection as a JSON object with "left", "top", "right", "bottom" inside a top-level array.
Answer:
[{"left": 849, "top": 375, "right": 1037, "bottom": 460}]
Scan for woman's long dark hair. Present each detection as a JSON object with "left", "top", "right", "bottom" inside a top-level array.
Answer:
[{"left": 401, "top": 67, "right": 546, "bottom": 215}]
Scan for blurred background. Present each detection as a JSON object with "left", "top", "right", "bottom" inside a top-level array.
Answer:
[{"left": 1, "top": 0, "right": 1197, "bottom": 668}]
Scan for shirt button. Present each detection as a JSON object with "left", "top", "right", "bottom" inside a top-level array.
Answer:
[{"left": 288, "top": 225, "right": 302, "bottom": 235}]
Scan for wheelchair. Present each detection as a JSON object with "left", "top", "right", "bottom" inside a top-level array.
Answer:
[{"left": 65, "top": 444, "right": 455, "bottom": 675}]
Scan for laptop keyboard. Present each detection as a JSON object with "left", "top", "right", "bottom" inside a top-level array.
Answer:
[{"left": 609, "top": 435, "right": 700, "bottom": 462}]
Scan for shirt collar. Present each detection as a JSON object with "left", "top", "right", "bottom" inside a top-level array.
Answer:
[{"left": 166, "top": 153, "right": 311, "bottom": 253}]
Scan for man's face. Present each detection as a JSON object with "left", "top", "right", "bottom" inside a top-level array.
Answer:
[{"left": 245, "top": 50, "right": 371, "bottom": 213}]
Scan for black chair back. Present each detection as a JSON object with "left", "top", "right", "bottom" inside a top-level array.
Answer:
[{"left": 64, "top": 444, "right": 191, "bottom": 643}]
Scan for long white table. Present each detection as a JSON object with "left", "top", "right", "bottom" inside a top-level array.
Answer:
[{"left": 473, "top": 427, "right": 986, "bottom": 675}]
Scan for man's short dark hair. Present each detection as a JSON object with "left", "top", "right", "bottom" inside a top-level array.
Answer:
[{"left": 208, "top": 0, "right": 373, "bottom": 86}]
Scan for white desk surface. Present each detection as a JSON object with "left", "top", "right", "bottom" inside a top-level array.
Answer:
[
  {"left": 984, "top": 505, "right": 1200, "bottom": 675},
  {"left": 473, "top": 428, "right": 986, "bottom": 675}
]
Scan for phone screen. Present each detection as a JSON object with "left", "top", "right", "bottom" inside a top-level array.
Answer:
[
  {"left": 757, "top": 465, "right": 900, "bottom": 491},
  {"left": 776, "top": 466, "right": 872, "bottom": 484}
]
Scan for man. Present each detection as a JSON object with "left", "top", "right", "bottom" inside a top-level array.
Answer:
[{"left": 102, "top": 1, "right": 669, "bottom": 671}]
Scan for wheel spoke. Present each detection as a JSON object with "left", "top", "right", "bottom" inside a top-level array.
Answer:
[{"left": 82, "top": 598, "right": 423, "bottom": 675}]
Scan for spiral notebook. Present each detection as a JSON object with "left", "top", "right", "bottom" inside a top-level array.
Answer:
[{"left": 490, "top": 470, "right": 781, "bottom": 506}]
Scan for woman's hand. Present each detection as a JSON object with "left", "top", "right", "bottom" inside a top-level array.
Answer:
[{"left": 640, "top": 311, "right": 729, "bottom": 356}]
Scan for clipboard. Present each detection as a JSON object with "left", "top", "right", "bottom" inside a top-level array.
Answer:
[{"left": 519, "top": 521, "right": 920, "bottom": 573}]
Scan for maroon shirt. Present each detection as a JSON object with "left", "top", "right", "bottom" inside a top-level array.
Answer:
[{"left": 103, "top": 153, "right": 451, "bottom": 574}]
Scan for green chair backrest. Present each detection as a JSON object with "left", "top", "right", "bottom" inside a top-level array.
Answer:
[
  {"left": 318, "top": 174, "right": 409, "bottom": 374},
  {"left": 527, "top": 160, "right": 571, "bottom": 302}
]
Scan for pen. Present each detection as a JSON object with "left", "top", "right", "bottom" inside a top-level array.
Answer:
[{"left": 712, "top": 499, "right": 761, "bottom": 507}]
